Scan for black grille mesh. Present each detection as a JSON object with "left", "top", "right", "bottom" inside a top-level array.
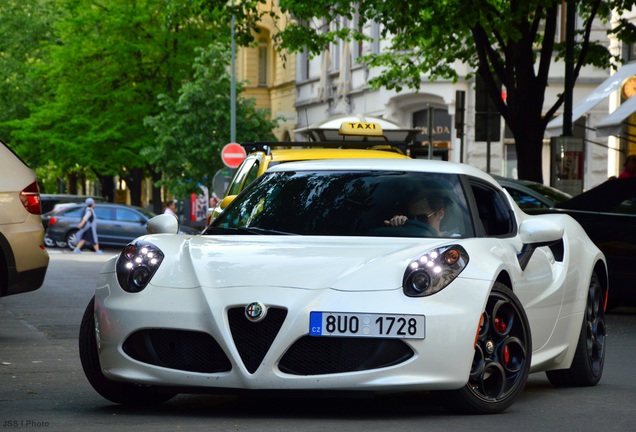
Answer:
[
  {"left": 122, "top": 329, "right": 231, "bottom": 373},
  {"left": 279, "top": 336, "right": 414, "bottom": 375},
  {"left": 228, "top": 306, "right": 287, "bottom": 374}
]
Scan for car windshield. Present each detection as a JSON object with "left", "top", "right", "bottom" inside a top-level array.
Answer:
[{"left": 207, "top": 170, "right": 473, "bottom": 238}]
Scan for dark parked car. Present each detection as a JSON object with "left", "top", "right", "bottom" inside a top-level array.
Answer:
[
  {"left": 46, "top": 203, "right": 198, "bottom": 249},
  {"left": 497, "top": 175, "right": 635, "bottom": 307},
  {"left": 493, "top": 175, "right": 572, "bottom": 210},
  {"left": 551, "top": 177, "right": 636, "bottom": 308}
]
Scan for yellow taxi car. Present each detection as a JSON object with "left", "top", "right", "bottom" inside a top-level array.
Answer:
[{"left": 207, "top": 121, "right": 411, "bottom": 224}]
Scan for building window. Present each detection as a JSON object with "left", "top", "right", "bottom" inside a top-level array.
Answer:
[
  {"left": 258, "top": 37, "right": 268, "bottom": 86},
  {"left": 371, "top": 22, "right": 380, "bottom": 54},
  {"left": 624, "top": 43, "right": 636, "bottom": 63}
]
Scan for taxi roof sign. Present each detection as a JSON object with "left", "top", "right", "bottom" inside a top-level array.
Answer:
[{"left": 338, "top": 122, "right": 384, "bottom": 138}]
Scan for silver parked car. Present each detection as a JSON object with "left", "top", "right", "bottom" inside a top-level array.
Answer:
[{"left": 46, "top": 202, "right": 198, "bottom": 249}]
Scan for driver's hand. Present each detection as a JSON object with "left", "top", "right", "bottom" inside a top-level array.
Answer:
[{"left": 384, "top": 215, "right": 408, "bottom": 227}]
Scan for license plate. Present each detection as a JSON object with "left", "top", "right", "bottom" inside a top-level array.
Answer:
[{"left": 309, "top": 312, "right": 425, "bottom": 339}]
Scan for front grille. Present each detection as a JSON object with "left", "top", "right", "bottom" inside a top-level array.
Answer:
[
  {"left": 228, "top": 307, "right": 287, "bottom": 374},
  {"left": 279, "top": 336, "right": 414, "bottom": 375},
  {"left": 122, "top": 329, "right": 231, "bottom": 373}
]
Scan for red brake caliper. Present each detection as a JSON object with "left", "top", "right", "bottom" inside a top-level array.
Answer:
[{"left": 495, "top": 316, "right": 510, "bottom": 365}]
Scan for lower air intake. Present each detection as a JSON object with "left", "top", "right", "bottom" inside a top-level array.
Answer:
[
  {"left": 279, "top": 336, "right": 414, "bottom": 375},
  {"left": 122, "top": 329, "right": 231, "bottom": 373}
]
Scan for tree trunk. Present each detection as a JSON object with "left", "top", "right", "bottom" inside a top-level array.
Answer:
[
  {"left": 512, "top": 122, "right": 545, "bottom": 183},
  {"left": 126, "top": 167, "right": 145, "bottom": 207},
  {"left": 99, "top": 175, "right": 116, "bottom": 202},
  {"left": 150, "top": 169, "right": 163, "bottom": 214},
  {"left": 67, "top": 173, "right": 78, "bottom": 194}
]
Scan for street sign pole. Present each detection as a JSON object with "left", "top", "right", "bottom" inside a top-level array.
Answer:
[{"left": 230, "top": 0, "right": 236, "bottom": 143}]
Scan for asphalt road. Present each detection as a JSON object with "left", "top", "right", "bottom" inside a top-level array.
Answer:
[{"left": 1, "top": 248, "right": 635, "bottom": 431}]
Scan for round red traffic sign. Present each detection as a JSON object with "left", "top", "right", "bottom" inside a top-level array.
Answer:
[{"left": 221, "top": 143, "right": 246, "bottom": 168}]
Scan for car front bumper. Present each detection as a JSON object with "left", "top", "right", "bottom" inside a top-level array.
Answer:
[{"left": 94, "top": 268, "right": 491, "bottom": 393}]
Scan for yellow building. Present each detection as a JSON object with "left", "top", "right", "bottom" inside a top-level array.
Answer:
[{"left": 236, "top": 0, "right": 297, "bottom": 141}]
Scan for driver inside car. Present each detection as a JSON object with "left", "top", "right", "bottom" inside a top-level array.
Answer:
[{"left": 384, "top": 192, "right": 446, "bottom": 236}]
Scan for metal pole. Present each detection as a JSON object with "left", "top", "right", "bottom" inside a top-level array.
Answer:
[
  {"left": 230, "top": 1, "right": 237, "bottom": 143},
  {"left": 563, "top": 0, "right": 575, "bottom": 136},
  {"left": 428, "top": 105, "right": 434, "bottom": 159},
  {"left": 486, "top": 113, "right": 491, "bottom": 173}
]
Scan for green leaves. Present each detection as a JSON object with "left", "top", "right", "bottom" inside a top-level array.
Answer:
[
  {"left": 144, "top": 43, "right": 279, "bottom": 196},
  {"left": 0, "top": 0, "right": 271, "bottom": 197}
]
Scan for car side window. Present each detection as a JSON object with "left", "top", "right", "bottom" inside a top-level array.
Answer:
[
  {"left": 614, "top": 193, "right": 636, "bottom": 214},
  {"left": 64, "top": 207, "right": 85, "bottom": 217},
  {"left": 227, "top": 157, "right": 259, "bottom": 196},
  {"left": 242, "top": 162, "right": 261, "bottom": 191},
  {"left": 94, "top": 207, "right": 114, "bottom": 221},
  {"left": 470, "top": 182, "right": 515, "bottom": 237},
  {"left": 116, "top": 208, "right": 143, "bottom": 222}
]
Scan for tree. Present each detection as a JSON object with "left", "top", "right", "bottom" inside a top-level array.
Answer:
[
  {"left": 144, "top": 43, "right": 280, "bottom": 198},
  {"left": 276, "top": 0, "right": 636, "bottom": 182},
  {"left": 0, "top": 0, "right": 63, "bottom": 192},
  {"left": 3, "top": 0, "right": 237, "bottom": 203}
]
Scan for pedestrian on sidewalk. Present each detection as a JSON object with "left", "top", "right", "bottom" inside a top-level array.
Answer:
[{"left": 73, "top": 198, "right": 103, "bottom": 254}]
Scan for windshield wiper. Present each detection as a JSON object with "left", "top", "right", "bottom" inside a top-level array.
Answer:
[{"left": 237, "top": 226, "right": 296, "bottom": 235}]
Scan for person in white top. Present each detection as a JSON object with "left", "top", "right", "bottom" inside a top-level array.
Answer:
[{"left": 164, "top": 200, "right": 177, "bottom": 217}]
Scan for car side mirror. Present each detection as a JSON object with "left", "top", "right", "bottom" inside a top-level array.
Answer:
[
  {"left": 146, "top": 214, "right": 179, "bottom": 235},
  {"left": 517, "top": 217, "right": 563, "bottom": 271},
  {"left": 518, "top": 217, "right": 563, "bottom": 245}
]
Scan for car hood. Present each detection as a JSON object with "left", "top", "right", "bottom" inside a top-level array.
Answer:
[{"left": 146, "top": 234, "right": 453, "bottom": 292}]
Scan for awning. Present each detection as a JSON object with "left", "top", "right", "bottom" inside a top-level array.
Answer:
[
  {"left": 546, "top": 62, "right": 636, "bottom": 136},
  {"left": 595, "top": 94, "right": 636, "bottom": 137}
]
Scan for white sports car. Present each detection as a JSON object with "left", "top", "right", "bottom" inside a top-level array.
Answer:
[{"left": 79, "top": 158, "right": 608, "bottom": 414}]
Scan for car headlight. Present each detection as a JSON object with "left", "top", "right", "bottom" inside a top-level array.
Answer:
[
  {"left": 402, "top": 245, "right": 469, "bottom": 297},
  {"left": 116, "top": 241, "right": 165, "bottom": 293}
]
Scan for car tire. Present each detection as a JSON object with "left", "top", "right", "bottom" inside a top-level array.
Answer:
[
  {"left": 79, "top": 296, "right": 177, "bottom": 405},
  {"left": 440, "top": 282, "right": 532, "bottom": 414},
  {"left": 545, "top": 271, "right": 606, "bottom": 387},
  {"left": 65, "top": 229, "right": 78, "bottom": 250}
]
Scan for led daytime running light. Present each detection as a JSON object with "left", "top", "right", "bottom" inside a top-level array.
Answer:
[
  {"left": 116, "top": 241, "right": 165, "bottom": 293},
  {"left": 403, "top": 245, "right": 469, "bottom": 297}
]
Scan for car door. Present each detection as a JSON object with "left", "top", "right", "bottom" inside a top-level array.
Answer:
[
  {"left": 110, "top": 207, "right": 148, "bottom": 244},
  {"left": 468, "top": 180, "right": 563, "bottom": 351},
  {"left": 93, "top": 206, "right": 116, "bottom": 244}
]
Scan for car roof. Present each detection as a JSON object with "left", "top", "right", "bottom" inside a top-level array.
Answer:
[
  {"left": 56, "top": 202, "right": 148, "bottom": 211},
  {"left": 266, "top": 157, "right": 499, "bottom": 184},
  {"left": 264, "top": 148, "right": 409, "bottom": 163},
  {"left": 492, "top": 175, "right": 572, "bottom": 204}
]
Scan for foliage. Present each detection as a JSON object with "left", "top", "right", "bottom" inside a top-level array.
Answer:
[
  {"left": 276, "top": 0, "right": 636, "bottom": 182},
  {"left": 0, "top": 0, "right": 273, "bottom": 202},
  {"left": 0, "top": 0, "right": 61, "bottom": 156},
  {"left": 144, "top": 43, "right": 279, "bottom": 197}
]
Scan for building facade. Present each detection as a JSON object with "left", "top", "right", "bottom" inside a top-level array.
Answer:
[
  {"left": 293, "top": 7, "right": 625, "bottom": 191},
  {"left": 236, "top": 0, "right": 297, "bottom": 141}
]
